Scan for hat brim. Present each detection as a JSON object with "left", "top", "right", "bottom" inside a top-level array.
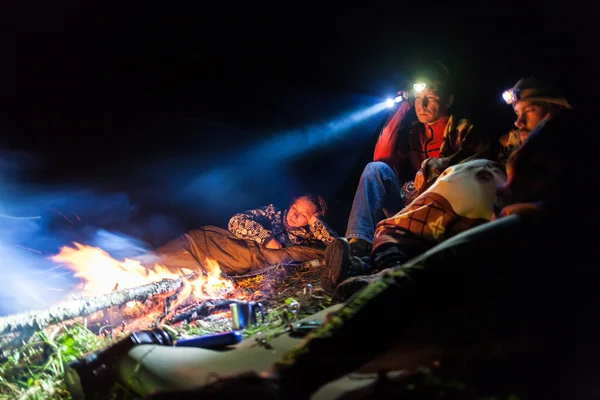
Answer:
[{"left": 514, "top": 96, "right": 572, "bottom": 109}]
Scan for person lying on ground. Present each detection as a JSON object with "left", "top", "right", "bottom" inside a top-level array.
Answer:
[
  {"left": 228, "top": 193, "right": 336, "bottom": 250},
  {"left": 146, "top": 98, "right": 594, "bottom": 400},
  {"left": 141, "top": 194, "right": 337, "bottom": 277},
  {"left": 322, "top": 77, "right": 573, "bottom": 296}
]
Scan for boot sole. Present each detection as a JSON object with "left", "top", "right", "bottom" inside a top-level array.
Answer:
[{"left": 325, "top": 238, "right": 352, "bottom": 287}]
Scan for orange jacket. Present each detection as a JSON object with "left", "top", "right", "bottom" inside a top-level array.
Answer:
[{"left": 373, "top": 104, "right": 480, "bottom": 184}]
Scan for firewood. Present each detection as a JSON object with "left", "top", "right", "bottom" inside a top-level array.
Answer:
[
  {"left": 167, "top": 299, "right": 243, "bottom": 325},
  {"left": 0, "top": 275, "right": 195, "bottom": 336}
]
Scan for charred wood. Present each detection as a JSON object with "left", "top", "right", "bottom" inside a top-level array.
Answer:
[
  {"left": 0, "top": 275, "right": 195, "bottom": 336},
  {"left": 168, "top": 299, "right": 243, "bottom": 325}
]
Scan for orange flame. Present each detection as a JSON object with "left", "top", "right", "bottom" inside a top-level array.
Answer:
[{"left": 51, "top": 243, "right": 236, "bottom": 300}]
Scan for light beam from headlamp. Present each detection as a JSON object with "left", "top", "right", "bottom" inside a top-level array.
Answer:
[{"left": 181, "top": 99, "right": 391, "bottom": 206}]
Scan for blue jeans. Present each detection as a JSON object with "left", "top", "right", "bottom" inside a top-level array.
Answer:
[{"left": 345, "top": 161, "right": 404, "bottom": 243}]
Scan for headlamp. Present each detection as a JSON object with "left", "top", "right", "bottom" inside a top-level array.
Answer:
[
  {"left": 385, "top": 95, "right": 404, "bottom": 108},
  {"left": 413, "top": 81, "right": 443, "bottom": 94},
  {"left": 502, "top": 88, "right": 518, "bottom": 104},
  {"left": 413, "top": 82, "right": 427, "bottom": 92},
  {"left": 501, "top": 85, "right": 571, "bottom": 109}
]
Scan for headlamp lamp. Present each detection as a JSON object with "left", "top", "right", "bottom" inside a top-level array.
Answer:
[
  {"left": 502, "top": 88, "right": 519, "bottom": 104},
  {"left": 502, "top": 84, "right": 571, "bottom": 109},
  {"left": 385, "top": 95, "right": 404, "bottom": 108},
  {"left": 413, "top": 81, "right": 443, "bottom": 94},
  {"left": 413, "top": 82, "right": 427, "bottom": 92}
]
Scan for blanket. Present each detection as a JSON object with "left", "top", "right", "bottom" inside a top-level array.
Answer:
[{"left": 373, "top": 159, "right": 507, "bottom": 259}]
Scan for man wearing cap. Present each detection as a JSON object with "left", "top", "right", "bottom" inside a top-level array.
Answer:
[
  {"left": 340, "top": 61, "right": 485, "bottom": 262},
  {"left": 497, "top": 76, "right": 572, "bottom": 164},
  {"left": 323, "top": 76, "right": 573, "bottom": 296}
]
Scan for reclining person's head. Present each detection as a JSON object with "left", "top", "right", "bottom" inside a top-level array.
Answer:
[
  {"left": 502, "top": 76, "right": 572, "bottom": 142},
  {"left": 286, "top": 194, "right": 328, "bottom": 228},
  {"left": 411, "top": 60, "right": 455, "bottom": 125}
]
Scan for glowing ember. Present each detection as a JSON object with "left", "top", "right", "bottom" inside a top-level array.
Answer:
[
  {"left": 211, "top": 310, "right": 232, "bottom": 319},
  {"left": 51, "top": 243, "right": 236, "bottom": 300}
]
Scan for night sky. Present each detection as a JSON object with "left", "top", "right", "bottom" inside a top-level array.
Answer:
[
  {"left": 0, "top": 1, "right": 593, "bottom": 242},
  {"left": 0, "top": 0, "right": 595, "bottom": 315}
]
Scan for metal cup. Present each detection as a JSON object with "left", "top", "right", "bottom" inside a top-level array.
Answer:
[
  {"left": 230, "top": 302, "right": 265, "bottom": 330},
  {"left": 230, "top": 303, "right": 244, "bottom": 330},
  {"left": 245, "top": 302, "right": 265, "bottom": 326}
]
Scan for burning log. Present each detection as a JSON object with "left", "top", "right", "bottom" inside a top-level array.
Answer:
[
  {"left": 167, "top": 299, "right": 244, "bottom": 325},
  {"left": 0, "top": 276, "right": 194, "bottom": 336}
]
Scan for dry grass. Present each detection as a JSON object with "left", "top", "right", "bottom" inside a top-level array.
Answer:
[
  {"left": 0, "top": 262, "right": 332, "bottom": 399},
  {"left": 0, "top": 262, "right": 527, "bottom": 400}
]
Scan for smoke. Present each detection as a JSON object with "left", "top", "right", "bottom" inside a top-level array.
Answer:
[
  {"left": 0, "top": 152, "right": 185, "bottom": 316},
  {"left": 0, "top": 91, "right": 389, "bottom": 316}
]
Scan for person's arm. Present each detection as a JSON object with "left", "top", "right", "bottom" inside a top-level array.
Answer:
[
  {"left": 496, "top": 129, "right": 521, "bottom": 166},
  {"left": 416, "top": 121, "right": 487, "bottom": 193},
  {"left": 307, "top": 214, "right": 338, "bottom": 245},
  {"left": 442, "top": 119, "right": 488, "bottom": 164},
  {"left": 228, "top": 204, "right": 279, "bottom": 245},
  {"left": 373, "top": 101, "right": 413, "bottom": 164}
]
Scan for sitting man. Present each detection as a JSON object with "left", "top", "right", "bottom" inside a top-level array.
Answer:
[
  {"left": 344, "top": 60, "right": 486, "bottom": 259},
  {"left": 148, "top": 93, "right": 594, "bottom": 400},
  {"left": 323, "top": 77, "right": 573, "bottom": 295},
  {"left": 144, "top": 194, "right": 337, "bottom": 276},
  {"left": 322, "top": 158, "right": 507, "bottom": 293},
  {"left": 496, "top": 76, "right": 573, "bottom": 164}
]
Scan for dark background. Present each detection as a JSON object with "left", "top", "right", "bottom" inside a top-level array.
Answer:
[
  {"left": 0, "top": 1, "right": 594, "bottom": 246},
  {"left": 0, "top": 0, "right": 595, "bottom": 315}
]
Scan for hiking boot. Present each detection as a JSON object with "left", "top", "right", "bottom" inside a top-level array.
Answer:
[
  {"left": 348, "top": 237, "right": 372, "bottom": 258},
  {"left": 320, "top": 238, "right": 369, "bottom": 292}
]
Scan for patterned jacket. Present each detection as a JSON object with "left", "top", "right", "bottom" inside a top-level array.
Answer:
[
  {"left": 228, "top": 204, "right": 337, "bottom": 248},
  {"left": 400, "top": 124, "right": 516, "bottom": 206}
]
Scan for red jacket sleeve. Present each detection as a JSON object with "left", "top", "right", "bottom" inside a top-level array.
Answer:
[{"left": 373, "top": 101, "right": 412, "bottom": 164}]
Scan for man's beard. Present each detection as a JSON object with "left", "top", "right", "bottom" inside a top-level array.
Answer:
[{"left": 518, "top": 129, "right": 529, "bottom": 142}]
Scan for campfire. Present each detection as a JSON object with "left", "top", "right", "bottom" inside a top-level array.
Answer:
[
  {"left": 0, "top": 240, "right": 327, "bottom": 399},
  {"left": 53, "top": 243, "right": 237, "bottom": 299},
  {"left": 51, "top": 242, "right": 255, "bottom": 334},
  {"left": 0, "top": 243, "right": 253, "bottom": 339}
]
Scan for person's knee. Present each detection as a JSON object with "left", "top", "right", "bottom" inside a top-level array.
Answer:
[{"left": 362, "top": 161, "right": 394, "bottom": 180}]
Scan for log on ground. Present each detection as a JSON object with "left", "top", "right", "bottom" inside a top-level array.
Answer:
[
  {"left": 168, "top": 299, "right": 245, "bottom": 325},
  {"left": 0, "top": 276, "right": 193, "bottom": 336}
]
